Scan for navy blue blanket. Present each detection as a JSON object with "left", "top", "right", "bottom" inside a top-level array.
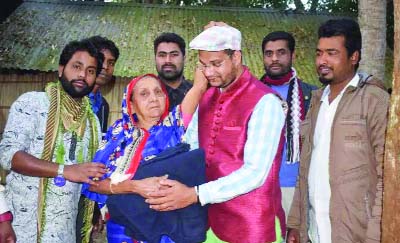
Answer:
[{"left": 106, "top": 143, "right": 207, "bottom": 243}]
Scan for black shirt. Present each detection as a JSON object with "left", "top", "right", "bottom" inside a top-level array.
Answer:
[{"left": 165, "top": 78, "right": 193, "bottom": 111}]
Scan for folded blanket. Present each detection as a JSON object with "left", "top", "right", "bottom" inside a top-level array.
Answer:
[{"left": 106, "top": 143, "right": 208, "bottom": 243}]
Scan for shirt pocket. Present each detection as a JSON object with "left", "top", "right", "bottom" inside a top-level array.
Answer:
[
  {"left": 220, "top": 126, "right": 245, "bottom": 150},
  {"left": 222, "top": 126, "right": 242, "bottom": 131},
  {"left": 338, "top": 117, "right": 370, "bottom": 169}
]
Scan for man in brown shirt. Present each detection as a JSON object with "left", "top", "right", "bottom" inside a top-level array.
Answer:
[{"left": 287, "top": 19, "right": 389, "bottom": 243}]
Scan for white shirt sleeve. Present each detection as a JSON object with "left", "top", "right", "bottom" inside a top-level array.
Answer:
[
  {"left": 198, "top": 94, "right": 285, "bottom": 205},
  {"left": 183, "top": 107, "right": 199, "bottom": 150}
]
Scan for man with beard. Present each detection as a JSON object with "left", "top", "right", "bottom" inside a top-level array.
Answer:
[
  {"left": 260, "top": 31, "right": 316, "bottom": 222},
  {"left": 76, "top": 35, "right": 120, "bottom": 243},
  {"left": 147, "top": 23, "right": 287, "bottom": 243},
  {"left": 286, "top": 19, "right": 389, "bottom": 243},
  {"left": 0, "top": 39, "right": 106, "bottom": 243},
  {"left": 154, "top": 32, "right": 192, "bottom": 111}
]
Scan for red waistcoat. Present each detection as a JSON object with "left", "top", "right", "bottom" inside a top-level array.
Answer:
[{"left": 198, "top": 67, "right": 285, "bottom": 243}]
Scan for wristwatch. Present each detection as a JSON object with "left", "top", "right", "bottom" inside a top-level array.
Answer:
[
  {"left": 54, "top": 164, "right": 66, "bottom": 187},
  {"left": 57, "top": 164, "right": 65, "bottom": 177},
  {"left": 194, "top": 185, "right": 200, "bottom": 203}
]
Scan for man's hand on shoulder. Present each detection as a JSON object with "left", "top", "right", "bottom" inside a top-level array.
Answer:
[
  {"left": 145, "top": 179, "right": 198, "bottom": 211},
  {"left": 203, "top": 21, "right": 229, "bottom": 30}
]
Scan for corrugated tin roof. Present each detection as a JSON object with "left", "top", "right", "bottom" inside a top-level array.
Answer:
[{"left": 0, "top": 0, "right": 393, "bottom": 86}]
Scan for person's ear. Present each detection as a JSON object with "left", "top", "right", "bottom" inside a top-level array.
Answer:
[
  {"left": 58, "top": 65, "right": 64, "bottom": 78},
  {"left": 291, "top": 51, "right": 296, "bottom": 63},
  {"left": 232, "top": 50, "right": 242, "bottom": 65},
  {"left": 350, "top": 50, "right": 360, "bottom": 65}
]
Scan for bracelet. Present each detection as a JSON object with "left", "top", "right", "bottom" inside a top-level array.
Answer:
[
  {"left": 109, "top": 182, "right": 115, "bottom": 194},
  {"left": 0, "top": 211, "right": 13, "bottom": 223}
]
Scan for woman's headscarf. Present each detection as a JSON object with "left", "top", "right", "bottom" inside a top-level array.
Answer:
[
  {"left": 82, "top": 74, "right": 184, "bottom": 204},
  {"left": 125, "top": 74, "right": 170, "bottom": 127}
]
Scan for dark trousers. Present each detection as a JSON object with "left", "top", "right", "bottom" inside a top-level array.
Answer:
[{"left": 76, "top": 195, "right": 101, "bottom": 243}]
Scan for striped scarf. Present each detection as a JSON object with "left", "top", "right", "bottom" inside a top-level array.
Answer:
[
  {"left": 261, "top": 68, "right": 305, "bottom": 164},
  {"left": 37, "top": 81, "right": 99, "bottom": 243}
]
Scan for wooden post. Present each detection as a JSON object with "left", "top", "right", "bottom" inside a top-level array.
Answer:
[{"left": 382, "top": 0, "right": 400, "bottom": 242}]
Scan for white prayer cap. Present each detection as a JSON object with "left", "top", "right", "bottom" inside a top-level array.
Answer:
[{"left": 189, "top": 26, "right": 242, "bottom": 51}]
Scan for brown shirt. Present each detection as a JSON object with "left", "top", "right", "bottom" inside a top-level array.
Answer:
[{"left": 288, "top": 74, "right": 389, "bottom": 243}]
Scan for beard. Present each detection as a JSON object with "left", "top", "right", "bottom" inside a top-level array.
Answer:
[
  {"left": 317, "top": 65, "right": 333, "bottom": 85},
  {"left": 59, "top": 73, "right": 94, "bottom": 98},
  {"left": 319, "top": 77, "right": 333, "bottom": 85},
  {"left": 157, "top": 64, "right": 184, "bottom": 82},
  {"left": 264, "top": 62, "right": 292, "bottom": 79},
  {"left": 218, "top": 65, "right": 238, "bottom": 89}
]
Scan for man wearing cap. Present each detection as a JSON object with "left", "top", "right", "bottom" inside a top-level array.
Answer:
[{"left": 147, "top": 23, "right": 287, "bottom": 243}]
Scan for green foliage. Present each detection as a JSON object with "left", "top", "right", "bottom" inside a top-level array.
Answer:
[
  {"left": 104, "top": 0, "right": 358, "bottom": 12},
  {"left": 316, "top": 0, "right": 358, "bottom": 14},
  {"left": 2, "top": 1, "right": 393, "bottom": 87}
]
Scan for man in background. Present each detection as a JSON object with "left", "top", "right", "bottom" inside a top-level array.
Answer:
[
  {"left": 76, "top": 35, "right": 120, "bottom": 243},
  {"left": 87, "top": 35, "right": 120, "bottom": 135},
  {"left": 154, "top": 32, "right": 192, "bottom": 110},
  {"left": 260, "top": 31, "right": 316, "bottom": 221}
]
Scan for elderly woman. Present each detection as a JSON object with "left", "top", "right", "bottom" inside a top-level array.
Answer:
[{"left": 82, "top": 73, "right": 206, "bottom": 243}]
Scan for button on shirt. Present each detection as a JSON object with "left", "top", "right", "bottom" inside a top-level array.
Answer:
[
  {"left": 308, "top": 74, "right": 359, "bottom": 243},
  {"left": 185, "top": 94, "right": 285, "bottom": 205}
]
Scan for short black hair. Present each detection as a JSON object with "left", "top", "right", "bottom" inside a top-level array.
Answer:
[
  {"left": 224, "top": 49, "right": 235, "bottom": 57},
  {"left": 87, "top": 35, "right": 120, "bottom": 61},
  {"left": 59, "top": 39, "right": 104, "bottom": 76},
  {"left": 318, "top": 18, "right": 362, "bottom": 70},
  {"left": 154, "top": 33, "right": 186, "bottom": 56},
  {"left": 262, "top": 31, "right": 295, "bottom": 54}
]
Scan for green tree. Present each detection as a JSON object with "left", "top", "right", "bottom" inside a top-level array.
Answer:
[{"left": 358, "top": 0, "right": 387, "bottom": 80}]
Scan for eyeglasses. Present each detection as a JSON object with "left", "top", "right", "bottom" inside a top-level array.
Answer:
[{"left": 196, "top": 59, "right": 227, "bottom": 72}]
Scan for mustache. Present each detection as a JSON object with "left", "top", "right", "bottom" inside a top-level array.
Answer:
[
  {"left": 162, "top": 64, "right": 176, "bottom": 69},
  {"left": 318, "top": 65, "right": 332, "bottom": 70},
  {"left": 265, "top": 63, "right": 283, "bottom": 71},
  {"left": 71, "top": 79, "right": 88, "bottom": 85},
  {"left": 99, "top": 71, "right": 110, "bottom": 76},
  {"left": 269, "top": 63, "right": 282, "bottom": 67}
]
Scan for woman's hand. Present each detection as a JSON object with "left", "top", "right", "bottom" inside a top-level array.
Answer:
[
  {"left": 193, "top": 67, "right": 208, "bottom": 93},
  {"left": 181, "top": 67, "right": 208, "bottom": 116},
  {"left": 89, "top": 175, "right": 169, "bottom": 197},
  {"left": 131, "top": 175, "right": 169, "bottom": 198}
]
